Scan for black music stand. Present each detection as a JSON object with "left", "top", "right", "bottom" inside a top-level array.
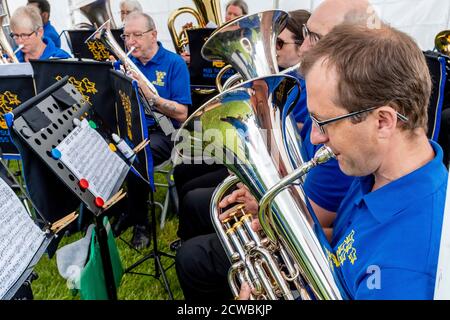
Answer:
[
  {"left": 7, "top": 77, "right": 132, "bottom": 300},
  {"left": 110, "top": 69, "right": 175, "bottom": 299},
  {"left": 65, "top": 29, "right": 125, "bottom": 61}
]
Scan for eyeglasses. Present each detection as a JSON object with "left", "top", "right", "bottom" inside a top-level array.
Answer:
[
  {"left": 276, "top": 38, "right": 302, "bottom": 50},
  {"left": 9, "top": 31, "right": 37, "bottom": 40},
  {"left": 120, "top": 29, "right": 153, "bottom": 41},
  {"left": 310, "top": 106, "right": 409, "bottom": 135},
  {"left": 301, "top": 24, "right": 321, "bottom": 45}
]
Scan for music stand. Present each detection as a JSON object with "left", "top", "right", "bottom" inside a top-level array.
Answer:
[
  {"left": 6, "top": 77, "right": 132, "bottom": 300},
  {"left": 110, "top": 69, "right": 175, "bottom": 299},
  {"left": 65, "top": 29, "right": 125, "bottom": 61}
]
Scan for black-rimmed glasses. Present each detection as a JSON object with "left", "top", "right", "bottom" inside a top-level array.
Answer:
[
  {"left": 120, "top": 29, "right": 153, "bottom": 41},
  {"left": 9, "top": 31, "right": 37, "bottom": 40},
  {"left": 276, "top": 38, "right": 302, "bottom": 50},
  {"left": 310, "top": 106, "right": 409, "bottom": 135},
  {"left": 301, "top": 24, "right": 322, "bottom": 45}
]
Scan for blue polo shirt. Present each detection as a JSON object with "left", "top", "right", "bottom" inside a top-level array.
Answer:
[
  {"left": 16, "top": 37, "right": 71, "bottom": 62},
  {"left": 44, "top": 21, "right": 61, "bottom": 48},
  {"left": 130, "top": 42, "right": 192, "bottom": 127},
  {"left": 329, "top": 140, "right": 448, "bottom": 299},
  {"left": 300, "top": 118, "right": 355, "bottom": 212}
]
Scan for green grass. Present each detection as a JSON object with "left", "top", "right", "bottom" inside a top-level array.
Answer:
[{"left": 30, "top": 173, "right": 184, "bottom": 300}]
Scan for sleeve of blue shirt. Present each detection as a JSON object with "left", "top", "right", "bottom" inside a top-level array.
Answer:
[
  {"left": 355, "top": 268, "right": 435, "bottom": 299},
  {"left": 168, "top": 56, "right": 192, "bottom": 106},
  {"left": 304, "top": 159, "right": 354, "bottom": 213}
]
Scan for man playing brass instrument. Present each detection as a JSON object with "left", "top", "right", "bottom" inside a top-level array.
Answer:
[
  {"left": 10, "top": 6, "right": 71, "bottom": 62},
  {"left": 113, "top": 12, "right": 191, "bottom": 249},
  {"left": 176, "top": 0, "right": 447, "bottom": 300}
]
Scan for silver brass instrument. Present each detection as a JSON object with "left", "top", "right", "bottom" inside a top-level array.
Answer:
[
  {"left": 0, "top": 0, "right": 18, "bottom": 64},
  {"left": 175, "top": 75, "right": 347, "bottom": 300},
  {"left": 86, "top": 21, "right": 158, "bottom": 97},
  {"left": 168, "top": 0, "right": 222, "bottom": 54},
  {"left": 202, "top": 10, "right": 288, "bottom": 92},
  {"left": 72, "top": 0, "right": 117, "bottom": 29}
]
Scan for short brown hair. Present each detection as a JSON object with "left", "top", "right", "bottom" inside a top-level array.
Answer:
[
  {"left": 286, "top": 9, "right": 311, "bottom": 43},
  {"left": 301, "top": 24, "right": 431, "bottom": 132}
]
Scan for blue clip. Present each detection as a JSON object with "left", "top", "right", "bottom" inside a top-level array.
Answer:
[
  {"left": 113, "top": 60, "right": 122, "bottom": 71},
  {"left": 51, "top": 148, "right": 62, "bottom": 160},
  {"left": 4, "top": 112, "right": 14, "bottom": 128}
]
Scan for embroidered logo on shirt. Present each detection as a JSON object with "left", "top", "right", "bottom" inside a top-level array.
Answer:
[
  {"left": 153, "top": 71, "right": 166, "bottom": 87},
  {"left": 0, "top": 91, "right": 21, "bottom": 129},
  {"left": 326, "top": 229, "right": 358, "bottom": 269}
]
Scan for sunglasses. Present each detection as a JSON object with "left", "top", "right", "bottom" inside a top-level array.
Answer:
[{"left": 276, "top": 37, "right": 302, "bottom": 50}]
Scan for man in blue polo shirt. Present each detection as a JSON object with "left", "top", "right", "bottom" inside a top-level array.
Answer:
[
  {"left": 11, "top": 6, "right": 70, "bottom": 62},
  {"left": 27, "top": 0, "right": 61, "bottom": 48},
  {"left": 112, "top": 12, "right": 192, "bottom": 249},
  {"left": 297, "top": 23, "right": 448, "bottom": 300}
]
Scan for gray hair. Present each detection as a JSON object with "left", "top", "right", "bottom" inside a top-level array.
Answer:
[
  {"left": 124, "top": 11, "right": 156, "bottom": 31},
  {"left": 120, "top": 0, "right": 143, "bottom": 12},
  {"left": 10, "top": 5, "right": 43, "bottom": 31}
]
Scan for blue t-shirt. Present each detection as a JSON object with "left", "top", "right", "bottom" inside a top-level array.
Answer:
[
  {"left": 300, "top": 118, "right": 355, "bottom": 212},
  {"left": 16, "top": 37, "right": 71, "bottom": 62},
  {"left": 329, "top": 140, "right": 448, "bottom": 299},
  {"left": 130, "top": 42, "right": 192, "bottom": 127},
  {"left": 44, "top": 21, "right": 61, "bottom": 48}
]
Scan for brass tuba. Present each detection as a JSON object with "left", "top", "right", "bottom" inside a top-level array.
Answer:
[
  {"left": 175, "top": 75, "right": 348, "bottom": 300},
  {"left": 435, "top": 30, "right": 450, "bottom": 56},
  {"left": 168, "top": 0, "right": 222, "bottom": 54},
  {"left": 201, "top": 10, "right": 288, "bottom": 92},
  {"left": 72, "top": 0, "right": 117, "bottom": 29}
]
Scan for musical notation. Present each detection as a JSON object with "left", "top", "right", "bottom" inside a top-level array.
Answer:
[{"left": 0, "top": 178, "right": 46, "bottom": 299}]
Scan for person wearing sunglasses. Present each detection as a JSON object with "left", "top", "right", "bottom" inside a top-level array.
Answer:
[
  {"left": 175, "top": 0, "right": 375, "bottom": 301},
  {"left": 112, "top": 12, "right": 191, "bottom": 250},
  {"left": 10, "top": 6, "right": 70, "bottom": 63}
]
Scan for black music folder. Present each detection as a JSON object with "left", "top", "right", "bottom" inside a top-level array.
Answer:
[
  {"left": 30, "top": 59, "right": 117, "bottom": 131},
  {"left": 187, "top": 28, "right": 235, "bottom": 88},
  {"left": 66, "top": 29, "right": 125, "bottom": 61},
  {"left": 0, "top": 64, "right": 35, "bottom": 159}
]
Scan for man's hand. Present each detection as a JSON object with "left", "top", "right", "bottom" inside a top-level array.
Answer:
[
  {"left": 218, "top": 183, "right": 261, "bottom": 231},
  {"left": 237, "top": 282, "right": 252, "bottom": 300}
]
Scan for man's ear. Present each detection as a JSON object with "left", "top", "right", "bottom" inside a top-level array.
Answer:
[
  {"left": 41, "top": 12, "right": 49, "bottom": 23},
  {"left": 376, "top": 106, "right": 398, "bottom": 138}
]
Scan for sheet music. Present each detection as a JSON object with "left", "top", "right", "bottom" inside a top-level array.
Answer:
[
  {"left": 0, "top": 178, "right": 46, "bottom": 299},
  {"left": 57, "top": 119, "right": 127, "bottom": 201}
]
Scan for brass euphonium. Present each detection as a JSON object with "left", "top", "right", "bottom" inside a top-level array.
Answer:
[
  {"left": 435, "top": 30, "right": 450, "bottom": 56},
  {"left": 201, "top": 10, "right": 287, "bottom": 92},
  {"left": 72, "top": 0, "right": 117, "bottom": 29},
  {"left": 168, "top": 0, "right": 222, "bottom": 54},
  {"left": 174, "top": 75, "right": 348, "bottom": 300}
]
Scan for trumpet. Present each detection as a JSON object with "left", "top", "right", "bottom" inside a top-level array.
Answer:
[
  {"left": 86, "top": 20, "right": 158, "bottom": 97},
  {"left": 168, "top": 0, "right": 222, "bottom": 54}
]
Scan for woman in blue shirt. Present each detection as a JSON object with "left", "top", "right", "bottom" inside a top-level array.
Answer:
[{"left": 10, "top": 6, "right": 70, "bottom": 63}]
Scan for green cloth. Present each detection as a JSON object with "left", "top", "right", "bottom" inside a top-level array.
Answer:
[{"left": 79, "top": 217, "right": 123, "bottom": 300}]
